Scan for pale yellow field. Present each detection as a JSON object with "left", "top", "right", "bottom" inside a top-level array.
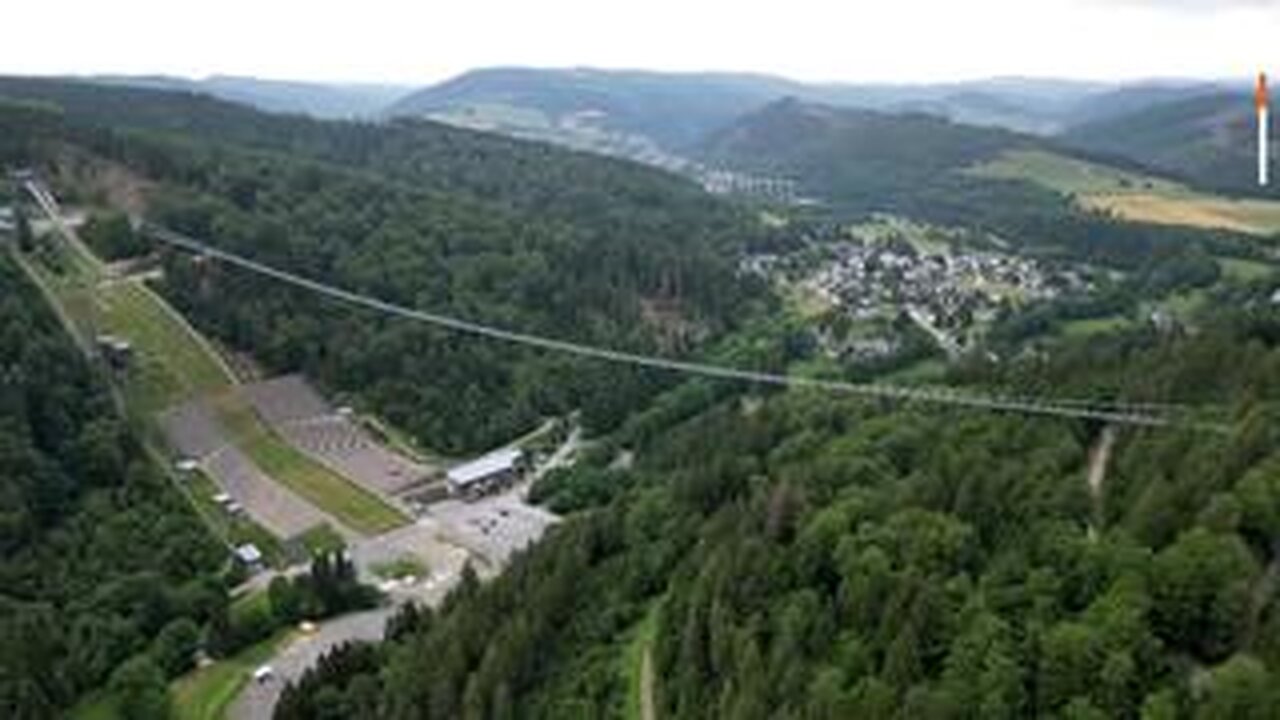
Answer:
[
  {"left": 970, "top": 149, "right": 1280, "bottom": 237},
  {"left": 1081, "top": 193, "right": 1280, "bottom": 236}
]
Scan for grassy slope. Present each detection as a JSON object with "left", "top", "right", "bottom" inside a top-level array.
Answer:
[
  {"left": 970, "top": 149, "right": 1280, "bottom": 236},
  {"left": 208, "top": 391, "right": 406, "bottom": 535},
  {"left": 23, "top": 232, "right": 406, "bottom": 536},
  {"left": 100, "top": 281, "right": 235, "bottom": 408}
]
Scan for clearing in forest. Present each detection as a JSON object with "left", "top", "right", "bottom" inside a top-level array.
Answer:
[{"left": 23, "top": 221, "right": 408, "bottom": 537}]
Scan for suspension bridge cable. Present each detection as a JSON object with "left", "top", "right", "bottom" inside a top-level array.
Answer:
[{"left": 136, "top": 222, "right": 1230, "bottom": 433}]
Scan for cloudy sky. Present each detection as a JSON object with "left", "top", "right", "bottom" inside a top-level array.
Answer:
[{"left": 4, "top": 0, "right": 1277, "bottom": 85}]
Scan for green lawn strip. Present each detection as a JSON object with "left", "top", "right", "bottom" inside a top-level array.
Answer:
[
  {"left": 171, "top": 629, "right": 296, "bottom": 720},
  {"left": 229, "top": 588, "right": 273, "bottom": 625},
  {"left": 15, "top": 249, "right": 98, "bottom": 346},
  {"left": 90, "top": 270, "right": 404, "bottom": 535},
  {"left": 622, "top": 603, "right": 660, "bottom": 720},
  {"left": 967, "top": 149, "right": 1181, "bottom": 196},
  {"left": 210, "top": 392, "right": 407, "bottom": 535},
  {"left": 98, "top": 282, "right": 234, "bottom": 399},
  {"left": 122, "top": 355, "right": 190, "bottom": 416},
  {"left": 370, "top": 554, "right": 427, "bottom": 580}
]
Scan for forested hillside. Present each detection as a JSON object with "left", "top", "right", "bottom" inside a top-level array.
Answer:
[
  {"left": 87, "top": 74, "right": 409, "bottom": 119},
  {"left": 0, "top": 253, "right": 225, "bottom": 718},
  {"left": 276, "top": 288, "right": 1280, "bottom": 719},
  {"left": 700, "top": 98, "right": 1262, "bottom": 271},
  {"left": 0, "top": 78, "right": 767, "bottom": 452},
  {"left": 1062, "top": 92, "right": 1278, "bottom": 198},
  {"left": 698, "top": 97, "right": 1029, "bottom": 206},
  {"left": 385, "top": 67, "right": 797, "bottom": 150},
  {"left": 7, "top": 75, "right": 1280, "bottom": 720}
]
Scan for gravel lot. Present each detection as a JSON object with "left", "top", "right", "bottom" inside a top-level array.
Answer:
[{"left": 425, "top": 493, "right": 559, "bottom": 568}]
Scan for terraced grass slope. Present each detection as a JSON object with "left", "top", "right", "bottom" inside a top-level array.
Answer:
[
  {"left": 20, "top": 226, "right": 407, "bottom": 536},
  {"left": 208, "top": 391, "right": 406, "bottom": 535}
]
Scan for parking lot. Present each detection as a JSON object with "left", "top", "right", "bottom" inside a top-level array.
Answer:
[{"left": 424, "top": 492, "right": 559, "bottom": 568}]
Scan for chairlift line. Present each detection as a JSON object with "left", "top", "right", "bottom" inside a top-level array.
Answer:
[{"left": 136, "top": 222, "right": 1229, "bottom": 433}]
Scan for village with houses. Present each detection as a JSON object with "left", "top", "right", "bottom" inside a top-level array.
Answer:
[{"left": 743, "top": 215, "right": 1090, "bottom": 362}]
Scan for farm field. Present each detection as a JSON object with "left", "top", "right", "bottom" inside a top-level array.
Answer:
[
  {"left": 1082, "top": 193, "right": 1280, "bottom": 237},
  {"left": 970, "top": 149, "right": 1280, "bottom": 236}
]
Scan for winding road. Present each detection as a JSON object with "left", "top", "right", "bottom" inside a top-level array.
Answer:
[{"left": 229, "top": 607, "right": 395, "bottom": 720}]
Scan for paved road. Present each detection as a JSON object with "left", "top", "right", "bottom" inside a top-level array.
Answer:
[
  {"left": 229, "top": 607, "right": 393, "bottom": 720},
  {"left": 227, "top": 429, "right": 574, "bottom": 719},
  {"left": 227, "top": 515, "right": 472, "bottom": 719},
  {"left": 907, "top": 305, "right": 962, "bottom": 359}
]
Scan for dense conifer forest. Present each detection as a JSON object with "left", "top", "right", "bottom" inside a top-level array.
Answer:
[
  {"left": 279, "top": 301, "right": 1280, "bottom": 719},
  {"left": 4, "top": 77, "right": 1280, "bottom": 719},
  {"left": 0, "top": 254, "right": 225, "bottom": 717}
]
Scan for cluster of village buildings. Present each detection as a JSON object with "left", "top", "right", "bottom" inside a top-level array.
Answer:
[{"left": 746, "top": 232, "right": 1086, "bottom": 361}]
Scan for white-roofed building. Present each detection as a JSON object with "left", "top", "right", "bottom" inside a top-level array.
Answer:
[
  {"left": 234, "top": 543, "right": 264, "bottom": 569},
  {"left": 446, "top": 447, "right": 525, "bottom": 498}
]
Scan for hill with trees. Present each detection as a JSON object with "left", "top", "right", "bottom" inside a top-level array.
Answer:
[
  {"left": 78, "top": 74, "right": 410, "bottom": 119},
  {"left": 386, "top": 68, "right": 1111, "bottom": 155},
  {"left": 698, "top": 98, "right": 1262, "bottom": 268},
  {"left": 6, "top": 74, "right": 1280, "bottom": 720},
  {"left": 0, "top": 253, "right": 226, "bottom": 718},
  {"left": 1061, "top": 91, "right": 1278, "bottom": 198},
  {"left": 0, "top": 77, "right": 768, "bottom": 453},
  {"left": 271, "top": 284, "right": 1280, "bottom": 719},
  {"left": 697, "top": 97, "right": 1031, "bottom": 204}
]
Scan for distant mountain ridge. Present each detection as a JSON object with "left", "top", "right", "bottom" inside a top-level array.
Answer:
[
  {"left": 385, "top": 67, "right": 1115, "bottom": 151},
  {"left": 386, "top": 67, "right": 799, "bottom": 150},
  {"left": 63, "top": 67, "right": 1268, "bottom": 200},
  {"left": 78, "top": 74, "right": 411, "bottom": 118}
]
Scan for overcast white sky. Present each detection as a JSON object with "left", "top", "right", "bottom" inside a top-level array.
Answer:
[{"left": 4, "top": 0, "right": 1278, "bottom": 86}]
